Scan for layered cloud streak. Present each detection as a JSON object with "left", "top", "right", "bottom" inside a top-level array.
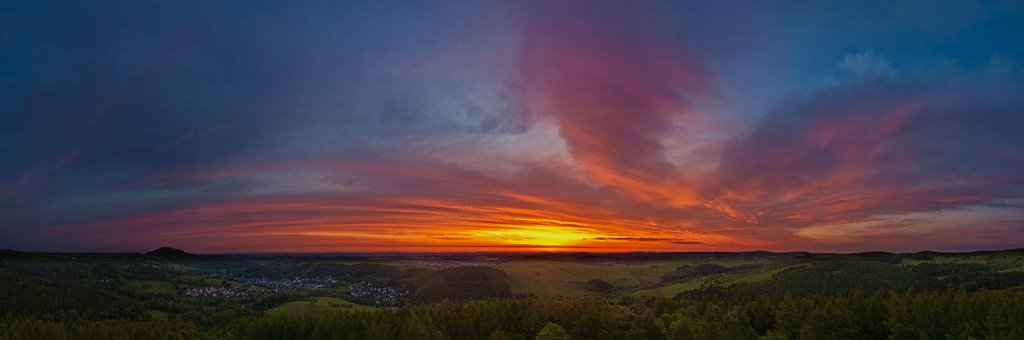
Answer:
[{"left": 3, "top": 1, "right": 1023, "bottom": 252}]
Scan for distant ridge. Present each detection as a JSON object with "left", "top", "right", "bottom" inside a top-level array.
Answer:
[
  {"left": 142, "top": 247, "right": 231, "bottom": 261},
  {"left": 0, "top": 249, "right": 55, "bottom": 260},
  {"left": 145, "top": 247, "right": 198, "bottom": 257}
]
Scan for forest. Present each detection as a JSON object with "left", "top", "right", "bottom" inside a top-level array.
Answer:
[{"left": 2, "top": 248, "right": 1024, "bottom": 339}]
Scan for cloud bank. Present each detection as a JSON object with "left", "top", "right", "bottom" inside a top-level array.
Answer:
[{"left": 2, "top": 1, "right": 1023, "bottom": 252}]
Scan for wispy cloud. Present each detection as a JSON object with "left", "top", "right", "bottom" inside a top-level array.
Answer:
[{"left": 3, "top": 1, "right": 1023, "bottom": 252}]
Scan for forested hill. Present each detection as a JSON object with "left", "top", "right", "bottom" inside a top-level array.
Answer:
[{"left": 1, "top": 249, "right": 1024, "bottom": 339}]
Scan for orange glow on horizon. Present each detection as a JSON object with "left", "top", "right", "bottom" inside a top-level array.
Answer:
[
  {"left": 461, "top": 225, "right": 601, "bottom": 247},
  {"left": 34, "top": 195, "right": 763, "bottom": 253}
]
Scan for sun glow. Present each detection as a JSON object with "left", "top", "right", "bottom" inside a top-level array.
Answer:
[{"left": 462, "top": 226, "right": 602, "bottom": 247}]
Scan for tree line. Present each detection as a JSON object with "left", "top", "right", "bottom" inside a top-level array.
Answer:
[{"left": 3, "top": 287, "right": 1024, "bottom": 339}]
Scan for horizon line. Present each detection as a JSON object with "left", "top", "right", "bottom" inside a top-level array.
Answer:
[{"left": 4, "top": 247, "right": 1023, "bottom": 257}]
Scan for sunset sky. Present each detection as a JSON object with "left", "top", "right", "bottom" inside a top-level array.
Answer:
[{"left": 3, "top": 1, "right": 1024, "bottom": 253}]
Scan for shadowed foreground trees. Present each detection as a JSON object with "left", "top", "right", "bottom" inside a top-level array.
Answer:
[{"left": 3, "top": 288, "right": 1024, "bottom": 339}]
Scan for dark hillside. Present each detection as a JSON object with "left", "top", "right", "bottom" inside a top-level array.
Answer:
[
  {"left": 145, "top": 247, "right": 195, "bottom": 257},
  {"left": 727, "top": 259, "right": 916, "bottom": 297},
  {"left": 0, "top": 273, "right": 148, "bottom": 321},
  {"left": 402, "top": 266, "right": 512, "bottom": 303},
  {"left": 144, "top": 247, "right": 227, "bottom": 261}
]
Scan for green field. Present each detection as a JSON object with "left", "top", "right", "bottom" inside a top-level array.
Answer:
[
  {"left": 147, "top": 309, "right": 171, "bottom": 320},
  {"left": 3, "top": 248, "right": 1024, "bottom": 339},
  {"left": 488, "top": 255, "right": 792, "bottom": 297},
  {"left": 629, "top": 264, "right": 791, "bottom": 297},
  {"left": 494, "top": 259, "right": 671, "bottom": 296},
  {"left": 125, "top": 280, "right": 177, "bottom": 294},
  {"left": 266, "top": 297, "right": 377, "bottom": 315}
]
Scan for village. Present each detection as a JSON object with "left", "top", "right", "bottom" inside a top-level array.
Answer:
[
  {"left": 347, "top": 281, "right": 409, "bottom": 306},
  {"left": 234, "top": 275, "right": 338, "bottom": 292}
]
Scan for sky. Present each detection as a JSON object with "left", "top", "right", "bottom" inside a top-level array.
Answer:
[{"left": 2, "top": 1, "right": 1024, "bottom": 253}]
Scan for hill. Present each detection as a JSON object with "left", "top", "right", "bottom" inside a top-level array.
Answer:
[
  {"left": 145, "top": 247, "right": 195, "bottom": 257},
  {"left": 143, "top": 247, "right": 228, "bottom": 261},
  {"left": 399, "top": 266, "right": 513, "bottom": 303}
]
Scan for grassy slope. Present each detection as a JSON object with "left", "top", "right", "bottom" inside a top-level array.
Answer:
[
  {"left": 125, "top": 280, "right": 178, "bottom": 294},
  {"left": 494, "top": 259, "right": 677, "bottom": 296},
  {"left": 492, "top": 256, "right": 786, "bottom": 297},
  {"left": 441, "top": 251, "right": 1024, "bottom": 298},
  {"left": 5, "top": 249, "right": 1022, "bottom": 310},
  {"left": 265, "top": 297, "right": 377, "bottom": 315},
  {"left": 629, "top": 265, "right": 796, "bottom": 297}
]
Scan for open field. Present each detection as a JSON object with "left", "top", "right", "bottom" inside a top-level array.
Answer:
[
  {"left": 5, "top": 248, "right": 1024, "bottom": 305},
  {"left": 3, "top": 248, "right": 1024, "bottom": 339},
  {"left": 125, "top": 280, "right": 178, "bottom": 294},
  {"left": 266, "top": 297, "right": 377, "bottom": 315}
]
